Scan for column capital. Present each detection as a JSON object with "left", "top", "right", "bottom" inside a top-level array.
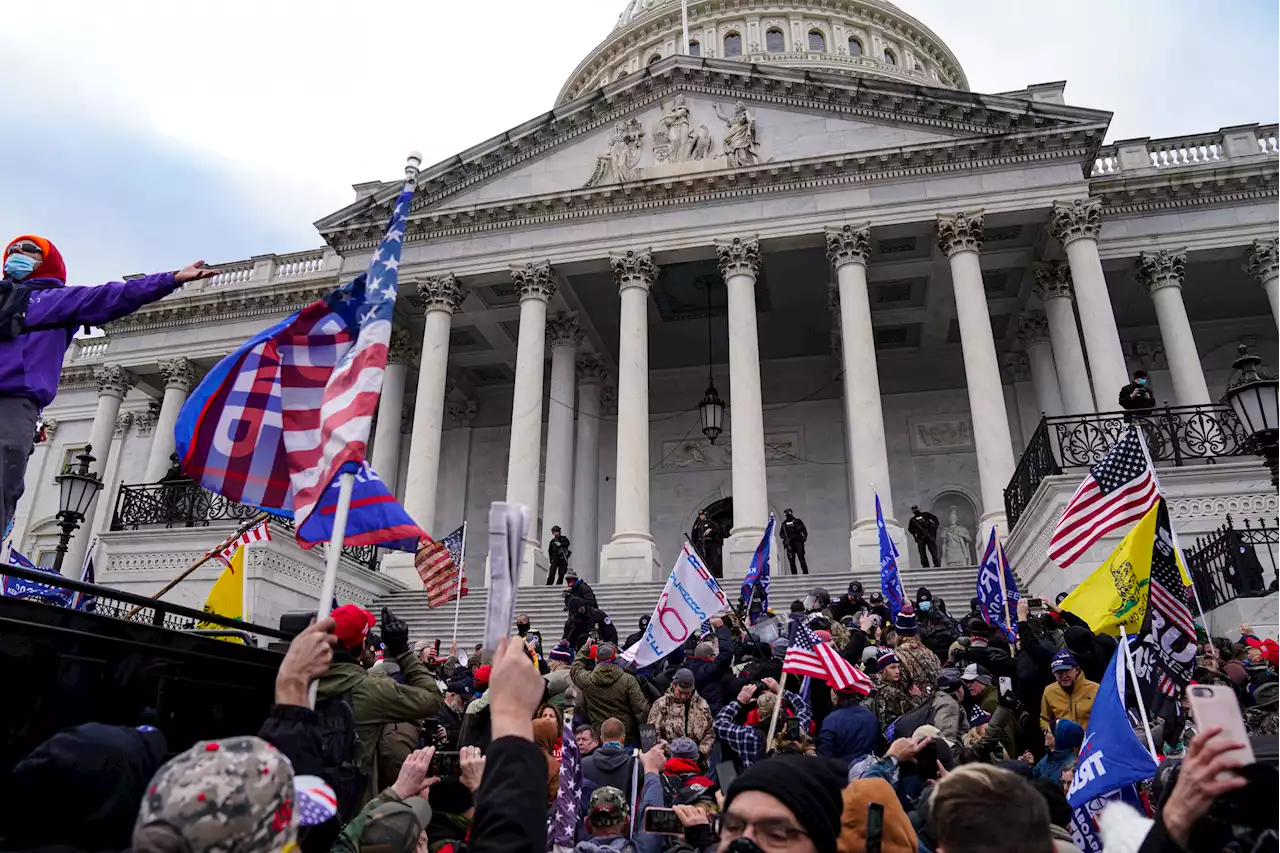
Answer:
[
  {"left": 94, "top": 364, "right": 135, "bottom": 399},
  {"left": 1123, "top": 339, "right": 1168, "bottom": 371},
  {"left": 1032, "top": 261, "right": 1074, "bottom": 301},
  {"left": 114, "top": 410, "right": 134, "bottom": 438},
  {"left": 446, "top": 399, "right": 478, "bottom": 428},
  {"left": 935, "top": 211, "right": 985, "bottom": 257},
  {"left": 1016, "top": 311, "right": 1052, "bottom": 346},
  {"left": 826, "top": 281, "right": 840, "bottom": 315},
  {"left": 609, "top": 249, "right": 658, "bottom": 293},
  {"left": 38, "top": 417, "right": 58, "bottom": 442},
  {"left": 824, "top": 223, "right": 871, "bottom": 270},
  {"left": 600, "top": 385, "right": 619, "bottom": 416},
  {"left": 417, "top": 273, "right": 464, "bottom": 313},
  {"left": 1244, "top": 237, "right": 1279, "bottom": 283},
  {"left": 133, "top": 401, "right": 161, "bottom": 436},
  {"left": 1049, "top": 198, "right": 1102, "bottom": 247},
  {"left": 715, "top": 236, "right": 761, "bottom": 279},
  {"left": 387, "top": 328, "right": 421, "bottom": 365},
  {"left": 576, "top": 353, "right": 610, "bottom": 386},
  {"left": 510, "top": 261, "right": 557, "bottom": 302},
  {"left": 546, "top": 313, "right": 584, "bottom": 349},
  {"left": 158, "top": 356, "right": 197, "bottom": 393},
  {"left": 1000, "top": 352, "right": 1031, "bottom": 383},
  {"left": 1134, "top": 248, "right": 1187, "bottom": 295}
]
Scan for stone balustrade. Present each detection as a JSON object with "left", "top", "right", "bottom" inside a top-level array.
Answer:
[
  {"left": 1091, "top": 123, "right": 1279, "bottom": 176},
  {"left": 74, "top": 338, "right": 109, "bottom": 360},
  {"left": 201, "top": 248, "right": 338, "bottom": 291}
]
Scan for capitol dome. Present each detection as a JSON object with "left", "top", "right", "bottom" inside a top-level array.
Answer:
[{"left": 557, "top": 0, "right": 969, "bottom": 105}]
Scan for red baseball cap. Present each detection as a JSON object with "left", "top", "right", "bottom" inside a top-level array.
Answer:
[
  {"left": 331, "top": 604, "right": 376, "bottom": 648},
  {"left": 474, "top": 665, "right": 492, "bottom": 689}
]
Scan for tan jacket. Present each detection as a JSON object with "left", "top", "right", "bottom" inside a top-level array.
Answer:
[
  {"left": 647, "top": 690, "right": 715, "bottom": 757},
  {"left": 1039, "top": 675, "right": 1099, "bottom": 733}
]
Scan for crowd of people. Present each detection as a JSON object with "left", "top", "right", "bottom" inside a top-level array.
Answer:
[{"left": 4, "top": 572, "right": 1277, "bottom": 853}]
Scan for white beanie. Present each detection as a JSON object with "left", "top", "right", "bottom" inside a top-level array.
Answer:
[{"left": 1096, "top": 802, "right": 1154, "bottom": 853}]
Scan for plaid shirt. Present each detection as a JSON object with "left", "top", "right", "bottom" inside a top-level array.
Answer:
[{"left": 712, "top": 690, "right": 811, "bottom": 768}]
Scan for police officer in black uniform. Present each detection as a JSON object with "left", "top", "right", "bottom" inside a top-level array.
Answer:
[
  {"left": 781, "top": 508, "right": 808, "bottom": 575},
  {"left": 546, "top": 525, "right": 571, "bottom": 585},
  {"left": 908, "top": 505, "right": 941, "bottom": 568},
  {"left": 694, "top": 511, "right": 724, "bottom": 578}
]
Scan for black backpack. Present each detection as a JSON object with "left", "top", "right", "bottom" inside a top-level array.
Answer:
[
  {"left": 315, "top": 690, "right": 366, "bottom": 821},
  {"left": 0, "top": 280, "right": 30, "bottom": 342},
  {"left": 886, "top": 698, "right": 936, "bottom": 742}
]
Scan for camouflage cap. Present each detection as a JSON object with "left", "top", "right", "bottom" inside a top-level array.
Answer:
[
  {"left": 134, "top": 735, "right": 297, "bottom": 853},
  {"left": 588, "top": 785, "right": 629, "bottom": 826}
]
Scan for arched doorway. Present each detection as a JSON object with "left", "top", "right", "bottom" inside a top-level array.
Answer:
[
  {"left": 929, "top": 491, "right": 978, "bottom": 567},
  {"left": 690, "top": 497, "right": 732, "bottom": 578}
]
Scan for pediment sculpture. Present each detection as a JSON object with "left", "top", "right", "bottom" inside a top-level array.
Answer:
[{"left": 585, "top": 118, "right": 646, "bottom": 187}]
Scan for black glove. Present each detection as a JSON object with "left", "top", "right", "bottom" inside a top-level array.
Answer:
[{"left": 382, "top": 606, "right": 410, "bottom": 657}]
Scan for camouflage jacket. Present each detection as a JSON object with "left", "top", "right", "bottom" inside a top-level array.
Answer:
[
  {"left": 1246, "top": 706, "right": 1278, "bottom": 736},
  {"left": 647, "top": 690, "right": 715, "bottom": 757},
  {"left": 871, "top": 676, "right": 918, "bottom": 733},
  {"left": 895, "top": 638, "right": 941, "bottom": 701}
]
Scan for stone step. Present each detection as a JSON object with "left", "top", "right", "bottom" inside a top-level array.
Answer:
[{"left": 376, "top": 566, "right": 985, "bottom": 650}]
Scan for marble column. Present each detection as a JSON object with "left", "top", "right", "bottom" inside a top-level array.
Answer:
[
  {"left": 937, "top": 212, "right": 1015, "bottom": 540},
  {"left": 371, "top": 329, "right": 418, "bottom": 499},
  {"left": 438, "top": 399, "right": 477, "bottom": 534},
  {"left": 825, "top": 223, "right": 905, "bottom": 568},
  {"left": 1135, "top": 249, "right": 1210, "bottom": 406},
  {"left": 572, "top": 355, "right": 608, "bottom": 582},
  {"left": 1016, "top": 312, "right": 1065, "bottom": 417},
  {"left": 716, "top": 236, "right": 769, "bottom": 577},
  {"left": 144, "top": 357, "right": 198, "bottom": 482},
  {"left": 506, "top": 261, "right": 557, "bottom": 584},
  {"left": 65, "top": 364, "right": 134, "bottom": 576},
  {"left": 392, "top": 275, "right": 462, "bottom": 588},
  {"left": 1245, "top": 238, "right": 1279, "bottom": 329},
  {"left": 542, "top": 314, "right": 582, "bottom": 546},
  {"left": 1033, "top": 261, "right": 1095, "bottom": 414},
  {"left": 600, "top": 250, "right": 662, "bottom": 582},
  {"left": 826, "top": 284, "right": 857, "bottom": 529},
  {"left": 1050, "top": 198, "right": 1129, "bottom": 407}
]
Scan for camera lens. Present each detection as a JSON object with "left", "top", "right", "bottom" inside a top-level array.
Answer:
[{"left": 1191, "top": 686, "right": 1211, "bottom": 698}]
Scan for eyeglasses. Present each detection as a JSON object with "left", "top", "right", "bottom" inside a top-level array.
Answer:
[
  {"left": 720, "top": 813, "right": 808, "bottom": 847},
  {"left": 6, "top": 240, "right": 42, "bottom": 257}
]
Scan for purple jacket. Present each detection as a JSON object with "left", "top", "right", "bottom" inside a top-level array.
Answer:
[{"left": 0, "top": 272, "right": 180, "bottom": 406}]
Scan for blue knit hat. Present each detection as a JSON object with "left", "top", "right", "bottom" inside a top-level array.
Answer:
[
  {"left": 1053, "top": 718, "right": 1084, "bottom": 751},
  {"left": 549, "top": 641, "right": 573, "bottom": 663},
  {"left": 876, "top": 651, "right": 899, "bottom": 669},
  {"left": 894, "top": 603, "right": 918, "bottom": 635}
]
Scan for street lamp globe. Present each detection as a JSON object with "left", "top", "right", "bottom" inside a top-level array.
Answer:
[{"left": 1221, "top": 344, "right": 1279, "bottom": 485}]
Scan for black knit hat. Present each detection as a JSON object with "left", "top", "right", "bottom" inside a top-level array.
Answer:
[{"left": 723, "top": 755, "right": 847, "bottom": 853}]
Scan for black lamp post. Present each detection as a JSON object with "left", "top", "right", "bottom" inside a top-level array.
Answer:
[
  {"left": 52, "top": 446, "right": 103, "bottom": 573},
  {"left": 1221, "top": 344, "right": 1279, "bottom": 486},
  {"left": 699, "top": 280, "right": 726, "bottom": 444}
]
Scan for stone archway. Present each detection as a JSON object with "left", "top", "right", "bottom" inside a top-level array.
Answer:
[
  {"left": 690, "top": 496, "right": 733, "bottom": 543},
  {"left": 929, "top": 491, "right": 979, "bottom": 567}
]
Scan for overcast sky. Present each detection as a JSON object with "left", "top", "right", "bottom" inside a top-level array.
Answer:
[{"left": 2, "top": 0, "right": 1275, "bottom": 285}]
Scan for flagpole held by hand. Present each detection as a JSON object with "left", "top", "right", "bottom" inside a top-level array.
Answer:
[
  {"left": 309, "top": 470, "right": 356, "bottom": 707},
  {"left": 1119, "top": 625, "right": 1159, "bottom": 760},
  {"left": 450, "top": 520, "right": 468, "bottom": 647},
  {"left": 764, "top": 673, "right": 788, "bottom": 752}
]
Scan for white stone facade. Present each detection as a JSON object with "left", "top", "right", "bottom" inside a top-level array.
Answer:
[{"left": 13, "top": 5, "right": 1279, "bottom": 614}]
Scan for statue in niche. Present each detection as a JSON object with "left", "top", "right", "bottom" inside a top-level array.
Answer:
[
  {"left": 585, "top": 118, "right": 646, "bottom": 187},
  {"left": 940, "top": 506, "right": 974, "bottom": 567},
  {"left": 714, "top": 100, "right": 759, "bottom": 168},
  {"left": 659, "top": 95, "right": 694, "bottom": 163}
]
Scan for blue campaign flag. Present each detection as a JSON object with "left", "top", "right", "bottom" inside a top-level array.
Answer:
[
  {"left": 4, "top": 546, "right": 74, "bottom": 609},
  {"left": 69, "top": 551, "right": 97, "bottom": 613},
  {"left": 743, "top": 515, "right": 775, "bottom": 615},
  {"left": 876, "top": 493, "right": 905, "bottom": 619},
  {"left": 1067, "top": 636, "right": 1158, "bottom": 808},
  {"left": 975, "top": 527, "right": 1018, "bottom": 641}
]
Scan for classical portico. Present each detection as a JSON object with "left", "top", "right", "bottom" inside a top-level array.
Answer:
[{"left": 13, "top": 1, "right": 1277, "bottom": 622}]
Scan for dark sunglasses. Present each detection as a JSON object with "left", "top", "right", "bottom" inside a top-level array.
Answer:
[{"left": 6, "top": 240, "right": 42, "bottom": 257}]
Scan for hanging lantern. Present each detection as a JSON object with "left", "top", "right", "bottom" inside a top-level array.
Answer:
[{"left": 700, "top": 382, "right": 726, "bottom": 444}]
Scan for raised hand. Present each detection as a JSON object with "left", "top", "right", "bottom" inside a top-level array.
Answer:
[
  {"left": 275, "top": 617, "right": 337, "bottom": 707},
  {"left": 393, "top": 747, "right": 439, "bottom": 799},
  {"left": 174, "top": 260, "right": 220, "bottom": 283}
]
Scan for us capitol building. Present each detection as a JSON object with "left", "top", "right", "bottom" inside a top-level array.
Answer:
[{"left": 16, "top": 0, "right": 1278, "bottom": 632}]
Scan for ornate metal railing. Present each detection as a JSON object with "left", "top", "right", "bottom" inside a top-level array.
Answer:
[
  {"left": 1004, "top": 405, "right": 1254, "bottom": 529},
  {"left": 1184, "top": 516, "right": 1279, "bottom": 611},
  {"left": 111, "top": 481, "right": 380, "bottom": 572}
]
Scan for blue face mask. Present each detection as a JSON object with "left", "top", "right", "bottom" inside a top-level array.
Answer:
[
  {"left": 1136, "top": 378, "right": 1147, "bottom": 386},
  {"left": 3, "top": 254, "right": 38, "bottom": 280},
  {"left": 919, "top": 600, "right": 932, "bottom": 612}
]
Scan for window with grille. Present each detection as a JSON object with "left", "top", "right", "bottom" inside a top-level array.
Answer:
[
  {"left": 808, "top": 30, "right": 825, "bottom": 52},
  {"left": 766, "top": 28, "right": 784, "bottom": 52},
  {"left": 724, "top": 32, "right": 742, "bottom": 57},
  {"left": 848, "top": 37, "right": 863, "bottom": 56}
]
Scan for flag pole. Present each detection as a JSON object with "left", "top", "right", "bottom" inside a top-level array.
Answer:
[
  {"left": 450, "top": 520, "right": 467, "bottom": 647},
  {"left": 994, "top": 529, "right": 1012, "bottom": 633},
  {"left": 1118, "top": 625, "right": 1159, "bottom": 760},
  {"left": 309, "top": 471, "right": 356, "bottom": 707},
  {"left": 764, "top": 672, "right": 788, "bottom": 752}
]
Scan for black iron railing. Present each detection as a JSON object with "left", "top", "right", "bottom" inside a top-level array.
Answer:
[
  {"left": 0, "top": 561, "right": 290, "bottom": 646},
  {"left": 111, "top": 481, "right": 380, "bottom": 572},
  {"left": 1184, "top": 516, "right": 1279, "bottom": 611},
  {"left": 1004, "top": 405, "right": 1254, "bottom": 529}
]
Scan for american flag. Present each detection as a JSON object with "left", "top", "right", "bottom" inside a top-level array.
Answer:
[
  {"left": 176, "top": 182, "right": 428, "bottom": 553},
  {"left": 1048, "top": 427, "right": 1159, "bottom": 568},
  {"left": 784, "top": 621, "right": 871, "bottom": 695},
  {"left": 1134, "top": 499, "right": 1196, "bottom": 706},
  {"left": 548, "top": 705, "right": 581, "bottom": 853},
  {"left": 416, "top": 524, "right": 467, "bottom": 608},
  {"left": 217, "top": 519, "right": 272, "bottom": 563}
]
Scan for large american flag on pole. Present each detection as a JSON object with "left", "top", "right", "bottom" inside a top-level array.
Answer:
[
  {"left": 416, "top": 524, "right": 468, "bottom": 608},
  {"left": 548, "top": 705, "right": 581, "bottom": 853},
  {"left": 176, "top": 183, "right": 428, "bottom": 552},
  {"left": 784, "top": 621, "right": 872, "bottom": 695},
  {"left": 1048, "top": 426, "right": 1160, "bottom": 568}
]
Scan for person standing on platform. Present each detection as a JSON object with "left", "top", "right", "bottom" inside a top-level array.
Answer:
[
  {"left": 908, "top": 506, "right": 941, "bottom": 568},
  {"left": 781, "top": 508, "right": 809, "bottom": 575},
  {"left": 693, "top": 511, "right": 724, "bottom": 578},
  {"left": 546, "top": 525, "right": 571, "bottom": 586}
]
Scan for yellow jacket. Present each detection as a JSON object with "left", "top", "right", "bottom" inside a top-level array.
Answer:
[{"left": 1039, "top": 675, "right": 1099, "bottom": 733}]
